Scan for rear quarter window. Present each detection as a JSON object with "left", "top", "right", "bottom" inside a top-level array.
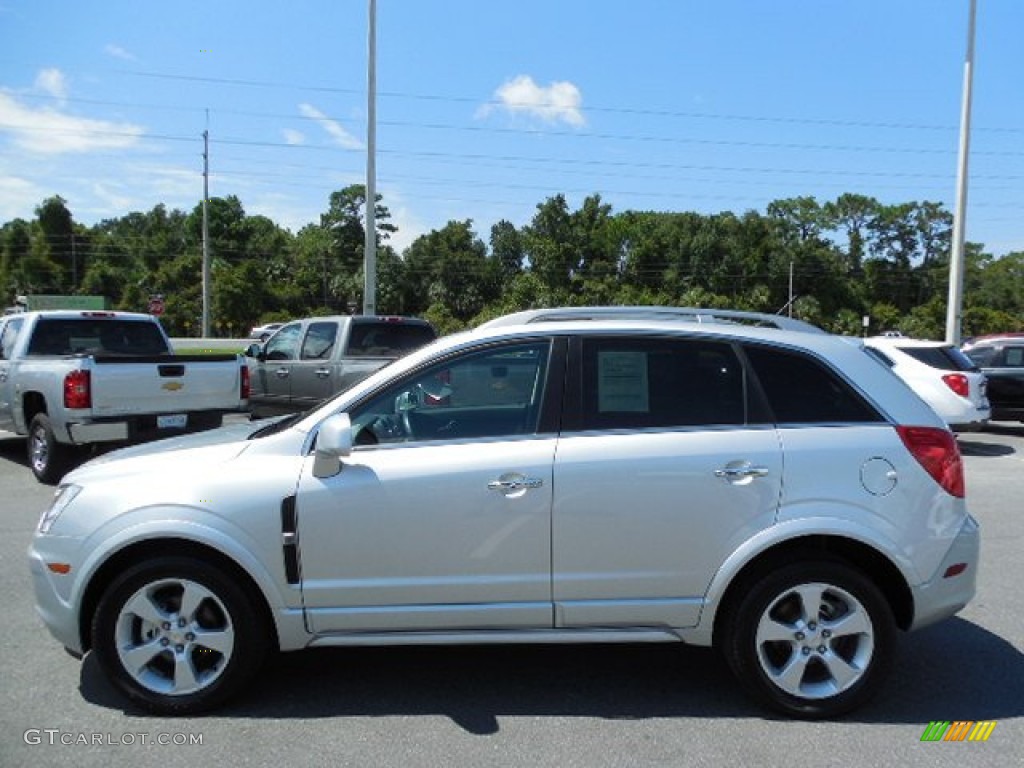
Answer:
[
  {"left": 346, "top": 322, "right": 436, "bottom": 357},
  {"left": 744, "top": 344, "right": 883, "bottom": 424}
]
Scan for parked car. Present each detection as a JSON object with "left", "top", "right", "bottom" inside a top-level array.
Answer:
[
  {"left": 249, "top": 322, "right": 284, "bottom": 343},
  {"left": 245, "top": 314, "right": 436, "bottom": 417},
  {"left": 862, "top": 337, "right": 990, "bottom": 431},
  {"left": 29, "top": 308, "right": 978, "bottom": 718},
  {"left": 962, "top": 336, "right": 1024, "bottom": 422},
  {"left": 0, "top": 310, "right": 250, "bottom": 483}
]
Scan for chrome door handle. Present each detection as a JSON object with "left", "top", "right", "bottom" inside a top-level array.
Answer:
[
  {"left": 274, "top": 368, "right": 290, "bottom": 378},
  {"left": 488, "top": 475, "right": 544, "bottom": 493},
  {"left": 315, "top": 368, "right": 330, "bottom": 378},
  {"left": 714, "top": 464, "right": 770, "bottom": 480}
]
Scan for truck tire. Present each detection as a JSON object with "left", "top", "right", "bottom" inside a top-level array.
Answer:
[{"left": 28, "top": 413, "right": 73, "bottom": 484}]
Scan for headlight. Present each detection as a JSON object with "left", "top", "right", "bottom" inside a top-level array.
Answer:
[{"left": 37, "top": 484, "right": 82, "bottom": 534}]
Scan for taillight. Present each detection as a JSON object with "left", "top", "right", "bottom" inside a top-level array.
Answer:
[
  {"left": 942, "top": 373, "right": 970, "bottom": 398},
  {"left": 895, "top": 425, "right": 965, "bottom": 498},
  {"left": 63, "top": 370, "right": 91, "bottom": 409},
  {"left": 240, "top": 364, "right": 250, "bottom": 400}
]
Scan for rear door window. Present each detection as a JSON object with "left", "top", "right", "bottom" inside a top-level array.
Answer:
[
  {"left": 580, "top": 337, "right": 746, "bottom": 430},
  {"left": 300, "top": 322, "right": 338, "bottom": 360}
]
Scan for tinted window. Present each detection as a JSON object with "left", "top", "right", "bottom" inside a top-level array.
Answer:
[
  {"left": 580, "top": 337, "right": 745, "bottom": 430},
  {"left": 744, "top": 345, "right": 883, "bottom": 424},
  {"left": 300, "top": 322, "right": 338, "bottom": 360},
  {"left": 350, "top": 341, "right": 550, "bottom": 444},
  {"left": 1005, "top": 347, "right": 1024, "bottom": 367},
  {"left": 963, "top": 347, "right": 996, "bottom": 367},
  {"left": 347, "top": 321, "right": 435, "bottom": 357},
  {"left": 26, "top": 318, "right": 167, "bottom": 355},
  {"left": 898, "top": 345, "right": 976, "bottom": 372}
]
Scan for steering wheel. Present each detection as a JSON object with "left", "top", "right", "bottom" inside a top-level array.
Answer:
[{"left": 394, "top": 390, "right": 417, "bottom": 439}]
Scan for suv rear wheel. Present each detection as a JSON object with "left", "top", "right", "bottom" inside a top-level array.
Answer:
[{"left": 722, "top": 560, "right": 896, "bottom": 719}]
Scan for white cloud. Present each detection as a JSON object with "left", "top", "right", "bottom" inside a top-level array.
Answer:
[
  {"left": 34, "top": 68, "right": 68, "bottom": 100},
  {"left": 478, "top": 75, "right": 585, "bottom": 127},
  {"left": 0, "top": 175, "right": 46, "bottom": 221},
  {"left": 91, "top": 181, "right": 135, "bottom": 212},
  {"left": 282, "top": 128, "right": 305, "bottom": 145},
  {"left": 298, "top": 103, "right": 363, "bottom": 150},
  {"left": 0, "top": 92, "right": 144, "bottom": 154},
  {"left": 104, "top": 44, "right": 138, "bottom": 62}
]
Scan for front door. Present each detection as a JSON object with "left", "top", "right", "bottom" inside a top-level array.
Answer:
[
  {"left": 297, "top": 339, "right": 559, "bottom": 633},
  {"left": 254, "top": 322, "right": 302, "bottom": 413}
]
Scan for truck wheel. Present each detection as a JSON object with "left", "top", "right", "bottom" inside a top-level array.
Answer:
[
  {"left": 721, "top": 560, "right": 896, "bottom": 719},
  {"left": 91, "top": 556, "right": 269, "bottom": 715},
  {"left": 28, "top": 413, "right": 72, "bottom": 484}
]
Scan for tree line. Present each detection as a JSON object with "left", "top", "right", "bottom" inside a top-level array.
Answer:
[{"left": 2, "top": 187, "right": 1021, "bottom": 339}]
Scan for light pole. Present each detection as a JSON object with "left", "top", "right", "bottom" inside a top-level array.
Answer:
[
  {"left": 945, "top": 0, "right": 978, "bottom": 345},
  {"left": 362, "top": 0, "right": 377, "bottom": 316}
]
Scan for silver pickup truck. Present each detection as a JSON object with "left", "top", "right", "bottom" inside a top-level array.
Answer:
[
  {"left": 0, "top": 310, "right": 250, "bottom": 483},
  {"left": 245, "top": 315, "right": 436, "bottom": 417}
]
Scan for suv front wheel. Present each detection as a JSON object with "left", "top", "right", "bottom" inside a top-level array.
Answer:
[
  {"left": 91, "top": 556, "right": 269, "bottom": 715},
  {"left": 722, "top": 560, "right": 896, "bottom": 719}
]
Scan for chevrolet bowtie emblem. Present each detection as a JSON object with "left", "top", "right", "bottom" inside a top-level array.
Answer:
[{"left": 162, "top": 382, "right": 184, "bottom": 391}]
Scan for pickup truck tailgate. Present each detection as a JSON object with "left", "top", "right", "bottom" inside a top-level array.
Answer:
[{"left": 89, "top": 356, "right": 244, "bottom": 416}]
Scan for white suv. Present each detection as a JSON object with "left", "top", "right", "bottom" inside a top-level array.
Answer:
[
  {"left": 862, "top": 337, "right": 990, "bottom": 431},
  {"left": 29, "top": 308, "right": 979, "bottom": 719}
]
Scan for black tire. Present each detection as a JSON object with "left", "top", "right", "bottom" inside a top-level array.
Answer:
[
  {"left": 91, "top": 556, "right": 269, "bottom": 715},
  {"left": 721, "top": 560, "right": 896, "bottom": 719},
  {"left": 27, "top": 413, "right": 73, "bottom": 484}
]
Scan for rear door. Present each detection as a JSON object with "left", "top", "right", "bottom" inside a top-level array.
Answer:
[
  {"left": 552, "top": 335, "right": 783, "bottom": 629},
  {"left": 288, "top": 320, "right": 341, "bottom": 410}
]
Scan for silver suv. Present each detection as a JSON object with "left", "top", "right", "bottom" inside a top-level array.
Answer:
[{"left": 29, "top": 308, "right": 979, "bottom": 718}]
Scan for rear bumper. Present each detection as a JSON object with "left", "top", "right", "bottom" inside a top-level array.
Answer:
[
  {"left": 909, "top": 515, "right": 980, "bottom": 631},
  {"left": 64, "top": 411, "right": 226, "bottom": 445}
]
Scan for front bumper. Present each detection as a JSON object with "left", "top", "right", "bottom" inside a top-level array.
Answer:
[
  {"left": 27, "top": 542, "right": 84, "bottom": 656},
  {"left": 909, "top": 514, "right": 980, "bottom": 631}
]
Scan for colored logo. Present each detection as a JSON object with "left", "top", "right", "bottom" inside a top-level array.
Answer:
[
  {"left": 921, "top": 721, "right": 996, "bottom": 742},
  {"left": 161, "top": 382, "right": 184, "bottom": 391}
]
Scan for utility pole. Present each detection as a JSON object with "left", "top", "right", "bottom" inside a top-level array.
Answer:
[
  {"left": 201, "top": 121, "right": 211, "bottom": 337},
  {"left": 945, "top": 0, "right": 978, "bottom": 345},
  {"left": 362, "top": 0, "right": 377, "bottom": 316}
]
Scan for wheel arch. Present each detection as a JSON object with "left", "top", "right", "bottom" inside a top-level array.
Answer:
[
  {"left": 78, "top": 537, "right": 279, "bottom": 655},
  {"left": 21, "top": 390, "right": 48, "bottom": 431},
  {"left": 711, "top": 534, "right": 914, "bottom": 647}
]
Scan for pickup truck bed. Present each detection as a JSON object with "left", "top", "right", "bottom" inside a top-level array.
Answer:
[{"left": 0, "top": 310, "right": 249, "bottom": 482}]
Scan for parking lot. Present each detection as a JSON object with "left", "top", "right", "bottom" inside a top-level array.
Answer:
[{"left": 0, "top": 422, "right": 1021, "bottom": 768}]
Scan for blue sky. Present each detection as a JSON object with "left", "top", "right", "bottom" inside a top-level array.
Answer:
[{"left": 1, "top": 0, "right": 1021, "bottom": 257}]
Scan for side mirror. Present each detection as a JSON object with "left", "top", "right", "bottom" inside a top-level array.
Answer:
[
  {"left": 244, "top": 343, "right": 263, "bottom": 359},
  {"left": 312, "top": 413, "right": 353, "bottom": 478}
]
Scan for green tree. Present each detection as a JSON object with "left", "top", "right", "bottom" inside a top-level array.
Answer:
[{"left": 35, "top": 195, "right": 75, "bottom": 291}]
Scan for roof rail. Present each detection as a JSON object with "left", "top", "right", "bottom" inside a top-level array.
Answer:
[{"left": 477, "top": 306, "right": 827, "bottom": 334}]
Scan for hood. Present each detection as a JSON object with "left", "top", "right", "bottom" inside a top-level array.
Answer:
[{"left": 65, "top": 420, "right": 269, "bottom": 483}]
